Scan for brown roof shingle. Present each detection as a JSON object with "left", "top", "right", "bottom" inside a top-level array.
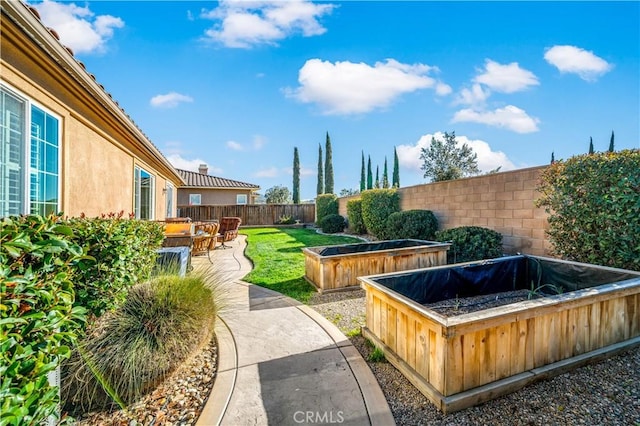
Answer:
[{"left": 177, "top": 169, "right": 259, "bottom": 190}]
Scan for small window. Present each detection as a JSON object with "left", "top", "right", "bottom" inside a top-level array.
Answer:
[
  {"left": 189, "top": 194, "right": 201, "bottom": 205},
  {"left": 134, "top": 166, "right": 154, "bottom": 219},
  {"left": 236, "top": 194, "right": 247, "bottom": 205},
  {"left": 165, "top": 183, "right": 174, "bottom": 218}
]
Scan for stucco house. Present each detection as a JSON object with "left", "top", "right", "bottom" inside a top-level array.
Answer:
[
  {"left": 1, "top": 1, "right": 184, "bottom": 220},
  {"left": 177, "top": 164, "right": 260, "bottom": 206}
]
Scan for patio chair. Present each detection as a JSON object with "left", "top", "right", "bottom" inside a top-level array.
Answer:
[
  {"left": 217, "top": 217, "right": 242, "bottom": 249},
  {"left": 192, "top": 222, "right": 221, "bottom": 263}
]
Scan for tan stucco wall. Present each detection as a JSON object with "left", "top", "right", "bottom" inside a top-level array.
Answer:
[
  {"left": 177, "top": 188, "right": 255, "bottom": 206},
  {"left": 1, "top": 9, "right": 181, "bottom": 219},
  {"left": 339, "top": 166, "right": 551, "bottom": 256}
]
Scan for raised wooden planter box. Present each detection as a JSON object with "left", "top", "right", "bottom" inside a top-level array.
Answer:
[
  {"left": 303, "top": 239, "right": 450, "bottom": 292},
  {"left": 359, "top": 255, "right": 640, "bottom": 413}
]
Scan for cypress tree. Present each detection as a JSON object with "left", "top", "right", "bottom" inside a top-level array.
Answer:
[
  {"left": 360, "top": 152, "right": 366, "bottom": 192},
  {"left": 375, "top": 166, "right": 380, "bottom": 188},
  {"left": 367, "top": 156, "right": 373, "bottom": 189},
  {"left": 588, "top": 137, "right": 594, "bottom": 154},
  {"left": 317, "top": 144, "right": 324, "bottom": 195},
  {"left": 382, "top": 157, "right": 389, "bottom": 188},
  {"left": 324, "top": 132, "right": 334, "bottom": 194},
  {"left": 608, "top": 131, "right": 615, "bottom": 152},
  {"left": 293, "top": 147, "right": 300, "bottom": 204},
  {"left": 550, "top": 152, "right": 555, "bottom": 164},
  {"left": 392, "top": 147, "right": 400, "bottom": 188}
]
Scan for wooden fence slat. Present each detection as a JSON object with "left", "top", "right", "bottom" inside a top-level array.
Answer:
[{"left": 177, "top": 204, "right": 316, "bottom": 225}]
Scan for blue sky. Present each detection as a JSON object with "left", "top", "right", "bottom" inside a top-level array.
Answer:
[{"left": 30, "top": 1, "right": 639, "bottom": 201}]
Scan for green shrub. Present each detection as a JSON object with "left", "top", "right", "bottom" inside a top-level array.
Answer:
[
  {"left": 436, "top": 226, "right": 503, "bottom": 263},
  {"left": 315, "top": 194, "right": 338, "bottom": 225},
  {"left": 68, "top": 212, "right": 164, "bottom": 320},
  {"left": 385, "top": 210, "right": 438, "bottom": 240},
  {"left": 361, "top": 189, "right": 400, "bottom": 239},
  {"left": 62, "top": 268, "right": 224, "bottom": 412},
  {"left": 536, "top": 150, "right": 640, "bottom": 271},
  {"left": 346, "top": 199, "right": 367, "bottom": 234},
  {"left": 0, "top": 214, "right": 87, "bottom": 425},
  {"left": 320, "top": 214, "right": 346, "bottom": 234}
]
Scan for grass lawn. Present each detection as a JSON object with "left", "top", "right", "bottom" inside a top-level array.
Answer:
[{"left": 240, "top": 227, "right": 362, "bottom": 303}]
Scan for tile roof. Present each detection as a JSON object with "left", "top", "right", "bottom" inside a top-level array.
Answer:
[{"left": 177, "top": 169, "right": 260, "bottom": 190}]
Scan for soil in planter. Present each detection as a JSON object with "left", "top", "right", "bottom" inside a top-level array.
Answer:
[{"left": 424, "top": 289, "right": 556, "bottom": 317}]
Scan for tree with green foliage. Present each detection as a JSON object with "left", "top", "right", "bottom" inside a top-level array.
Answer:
[
  {"left": 392, "top": 147, "right": 400, "bottom": 188},
  {"left": 420, "top": 131, "right": 479, "bottom": 182},
  {"left": 608, "top": 130, "right": 615, "bottom": 152},
  {"left": 324, "top": 132, "right": 334, "bottom": 194},
  {"left": 375, "top": 165, "right": 380, "bottom": 188},
  {"left": 382, "top": 157, "right": 389, "bottom": 188},
  {"left": 367, "top": 156, "right": 373, "bottom": 189},
  {"left": 339, "top": 188, "right": 359, "bottom": 197},
  {"left": 588, "top": 137, "right": 594, "bottom": 154},
  {"left": 551, "top": 152, "right": 555, "bottom": 164},
  {"left": 317, "top": 144, "right": 323, "bottom": 195},
  {"left": 292, "top": 147, "right": 300, "bottom": 204},
  {"left": 360, "top": 152, "right": 366, "bottom": 192},
  {"left": 265, "top": 185, "right": 291, "bottom": 204}
]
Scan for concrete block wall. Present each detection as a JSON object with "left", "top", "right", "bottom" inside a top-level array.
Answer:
[{"left": 339, "top": 166, "right": 551, "bottom": 256}]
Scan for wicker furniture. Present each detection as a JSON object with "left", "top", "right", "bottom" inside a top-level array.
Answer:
[
  {"left": 218, "top": 217, "right": 242, "bottom": 249},
  {"left": 192, "top": 222, "right": 221, "bottom": 263}
]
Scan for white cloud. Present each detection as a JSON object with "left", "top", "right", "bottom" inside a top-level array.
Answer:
[
  {"left": 544, "top": 45, "right": 612, "bottom": 81},
  {"left": 255, "top": 167, "right": 279, "bottom": 178},
  {"left": 396, "top": 132, "right": 516, "bottom": 175},
  {"left": 285, "top": 58, "right": 446, "bottom": 115},
  {"left": 253, "top": 135, "right": 267, "bottom": 150},
  {"left": 474, "top": 60, "right": 539, "bottom": 94},
  {"left": 202, "top": 0, "right": 335, "bottom": 48},
  {"left": 166, "top": 154, "right": 223, "bottom": 174},
  {"left": 455, "top": 83, "right": 491, "bottom": 107},
  {"left": 452, "top": 105, "right": 540, "bottom": 133},
  {"left": 226, "top": 140, "right": 244, "bottom": 151},
  {"left": 150, "top": 92, "right": 194, "bottom": 108},
  {"left": 30, "top": 0, "right": 124, "bottom": 54}
]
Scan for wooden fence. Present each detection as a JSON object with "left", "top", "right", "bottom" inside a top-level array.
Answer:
[{"left": 177, "top": 204, "right": 315, "bottom": 226}]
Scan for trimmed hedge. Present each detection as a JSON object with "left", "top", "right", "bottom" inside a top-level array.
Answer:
[
  {"left": 315, "top": 194, "right": 338, "bottom": 226},
  {"left": 0, "top": 214, "right": 87, "bottom": 425},
  {"left": 346, "top": 199, "right": 367, "bottom": 234},
  {"left": 361, "top": 189, "right": 400, "bottom": 239},
  {"left": 385, "top": 210, "right": 438, "bottom": 240},
  {"left": 536, "top": 149, "right": 640, "bottom": 271},
  {"left": 320, "top": 214, "right": 346, "bottom": 234},
  {"left": 436, "top": 226, "right": 503, "bottom": 264}
]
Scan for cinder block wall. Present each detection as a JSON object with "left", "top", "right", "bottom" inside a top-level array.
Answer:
[{"left": 339, "top": 166, "right": 551, "bottom": 256}]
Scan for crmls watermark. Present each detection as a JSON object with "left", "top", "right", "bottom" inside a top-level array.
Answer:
[{"left": 293, "top": 410, "right": 345, "bottom": 424}]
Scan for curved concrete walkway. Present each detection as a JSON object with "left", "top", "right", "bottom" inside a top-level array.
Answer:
[{"left": 193, "top": 235, "right": 395, "bottom": 426}]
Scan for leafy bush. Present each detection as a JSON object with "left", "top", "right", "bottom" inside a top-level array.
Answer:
[
  {"left": 67, "top": 212, "right": 164, "bottom": 320},
  {"left": 346, "top": 199, "right": 367, "bottom": 234},
  {"left": 276, "top": 215, "right": 296, "bottom": 225},
  {"left": 536, "top": 149, "right": 640, "bottom": 270},
  {"left": 1, "top": 214, "right": 87, "bottom": 425},
  {"left": 320, "top": 214, "right": 346, "bottom": 234},
  {"left": 62, "top": 268, "right": 224, "bottom": 412},
  {"left": 316, "top": 194, "right": 338, "bottom": 225},
  {"left": 385, "top": 210, "right": 438, "bottom": 240},
  {"left": 436, "top": 226, "right": 503, "bottom": 264},
  {"left": 361, "top": 189, "right": 400, "bottom": 239}
]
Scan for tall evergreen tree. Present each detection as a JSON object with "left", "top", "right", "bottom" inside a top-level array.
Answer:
[
  {"left": 360, "top": 152, "right": 366, "bottom": 192},
  {"left": 316, "top": 144, "right": 324, "bottom": 195},
  {"left": 608, "top": 131, "right": 615, "bottom": 152},
  {"left": 550, "top": 152, "right": 555, "bottom": 164},
  {"left": 392, "top": 147, "right": 400, "bottom": 188},
  {"left": 375, "top": 166, "right": 380, "bottom": 188},
  {"left": 588, "top": 137, "right": 594, "bottom": 154},
  {"left": 324, "top": 132, "right": 334, "bottom": 194},
  {"left": 367, "top": 156, "right": 373, "bottom": 189},
  {"left": 292, "top": 147, "right": 300, "bottom": 204},
  {"left": 382, "top": 157, "right": 389, "bottom": 188}
]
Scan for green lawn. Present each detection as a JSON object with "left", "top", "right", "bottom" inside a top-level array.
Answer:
[{"left": 240, "top": 227, "right": 362, "bottom": 303}]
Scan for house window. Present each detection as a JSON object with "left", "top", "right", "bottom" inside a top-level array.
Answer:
[
  {"left": 1, "top": 86, "right": 60, "bottom": 217},
  {"left": 165, "top": 183, "right": 174, "bottom": 218},
  {"left": 236, "top": 194, "right": 248, "bottom": 205},
  {"left": 134, "top": 166, "right": 154, "bottom": 219},
  {"left": 189, "top": 194, "right": 201, "bottom": 205}
]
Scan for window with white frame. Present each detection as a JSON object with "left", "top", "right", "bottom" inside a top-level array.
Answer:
[
  {"left": 134, "top": 166, "right": 154, "bottom": 219},
  {"left": 1, "top": 86, "right": 60, "bottom": 217},
  {"left": 236, "top": 193, "right": 248, "bottom": 205},
  {"left": 165, "top": 183, "right": 174, "bottom": 218},
  {"left": 189, "top": 194, "right": 201, "bottom": 205}
]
